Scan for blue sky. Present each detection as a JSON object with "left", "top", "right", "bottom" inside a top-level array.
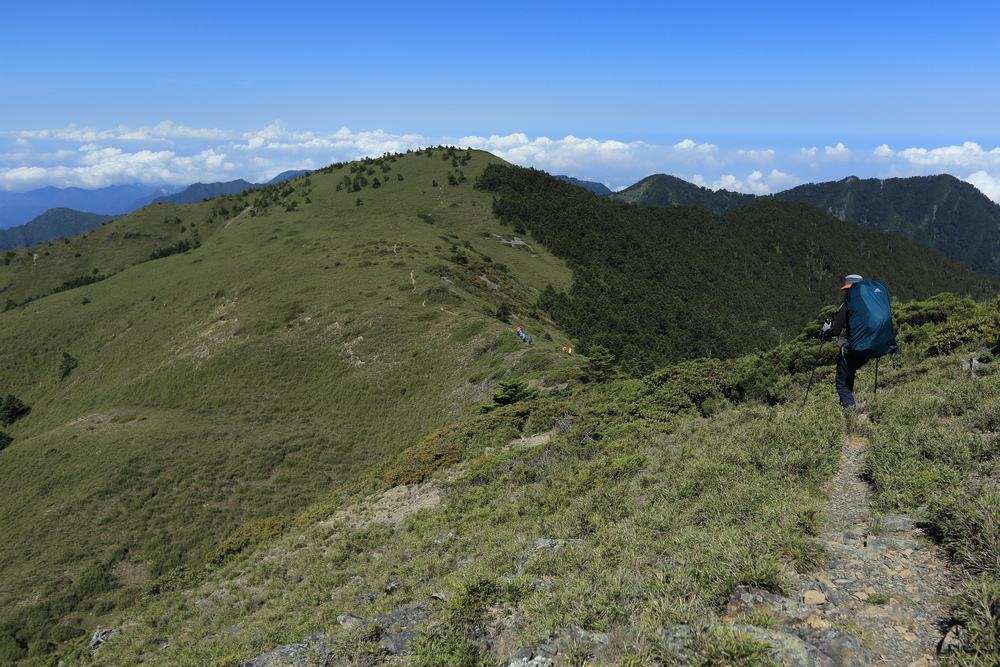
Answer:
[{"left": 3, "top": 0, "right": 1000, "bottom": 201}]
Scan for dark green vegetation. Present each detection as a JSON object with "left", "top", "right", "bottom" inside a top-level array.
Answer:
[
  {"left": 2, "top": 149, "right": 1000, "bottom": 665},
  {"left": 478, "top": 164, "right": 998, "bottom": 374},
  {"left": 609, "top": 173, "right": 1000, "bottom": 279},
  {"left": 0, "top": 209, "right": 117, "bottom": 252},
  {"left": 773, "top": 175, "right": 1000, "bottom": 278},
  {"left": 609, "top": 173, "right": 757, "bottom": 213}
]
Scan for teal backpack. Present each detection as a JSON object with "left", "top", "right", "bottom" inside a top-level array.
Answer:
[{"left": 844, "top": 279, "right": 898, "bottom": 359}]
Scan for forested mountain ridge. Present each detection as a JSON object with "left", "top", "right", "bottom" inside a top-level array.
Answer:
[
  {"left": 772, "top": 174, "right": 1000, "bottom": 277},
  {"left": 478, "top": 164, "right": 1000, "bottom": 374},
  {"left": 607, "top": 173, "right": 757, "bottom": 213},
  {"left": 0, "top": 208, "right": 117, "bottom": 252},
  {"left": 606, "top": 172, "right": 1000, "bottom": 278}
]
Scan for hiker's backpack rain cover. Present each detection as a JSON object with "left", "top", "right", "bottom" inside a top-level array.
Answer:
[{"left": 844, "top": 279, "right": 898, "bottom": 359}]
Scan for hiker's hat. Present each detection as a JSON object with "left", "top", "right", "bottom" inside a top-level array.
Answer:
[{"left": 840, "top": 274, "right": 863, "bottom": 290}]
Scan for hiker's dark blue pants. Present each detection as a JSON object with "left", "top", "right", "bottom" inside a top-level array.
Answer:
[{"left": 836, "top": 350, "right": 869, "bottom": 407}]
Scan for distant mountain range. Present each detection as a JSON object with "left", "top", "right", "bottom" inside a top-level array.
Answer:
[
  {"left": 555, "top": 175, "right": 612, "bottom": 196},
  {"left": 0, "top": 183, "right": 175, "bottom": 230},
  {"left": 0, "top": 208, "right": 117, "bottom": 251},
  {"left": 0, "top": 171, "right": 309, "bottom": 231},
  {"left": 608, "top": 173, "right": 1000, "bottom": 278},
  {"left": 149, "top": 171, "right": 308, "bottom": 205},
  {"left": 4, "top": 169, "right": 999, "bottom": 280},
  {"left": 0, "top": 171, "right": 310, "bottom": 250}
]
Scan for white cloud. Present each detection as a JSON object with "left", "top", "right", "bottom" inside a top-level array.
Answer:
[
  {"left": 824, "top": 142, "right": 851, "bottom": 160},
  {"left": 3, "top": 123, "right": 1000, "bottom": 206},
  {"left": 896, "top": 142, "right": 1000, "bottom": 172},
  {"left": 873, "top": 144, "right": 894, "bottom": 159},
  {"left": 964, "top": 171, "right": 1000, "bottom": 202},
  {"left": 708, "top": 169, "right": 800, "bottom": 195},
  {"left": 728, "top": 148, "right": 775, "bottom": 164}
]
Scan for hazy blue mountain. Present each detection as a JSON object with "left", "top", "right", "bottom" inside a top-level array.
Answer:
[
  {"left": 151, "top": 180, "right": 257, "bottom": 204},
  {"left": 0, "top": 184, "right": 167, "bottom": 229},
  {"left": 0, "top": 208, "right": 117, "bottom": 251},
  {"left": 0, "top": 171, "right": 307, "bottom": 230},
  {"left": 556, "top": 175, "right": 613, "bottom": 196},
  {"left": 265, "top": 169, "right": 309, "bottom": 185}
]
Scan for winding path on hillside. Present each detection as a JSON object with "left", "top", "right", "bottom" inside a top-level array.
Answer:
[{"left": 788, "top": 434, "right": 960, "bottom": 666}]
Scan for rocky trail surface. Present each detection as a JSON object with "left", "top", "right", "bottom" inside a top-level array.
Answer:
[{"left": 784, "top": 435, "right": 961, "bottom": 666}]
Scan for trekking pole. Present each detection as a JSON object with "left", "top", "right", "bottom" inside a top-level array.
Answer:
[
  {"left": 874, "top": 357, "right": 880, "bottom": 399},
  {"left": 802, "top": 340, "right": 827, "bottom": 408}
]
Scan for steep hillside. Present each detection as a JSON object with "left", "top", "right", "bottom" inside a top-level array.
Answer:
[
  {"left": 58, "top": 292, "right": 1000, "bottom": 667},
  {"left": 479, "top": 164, "right": 999, "bottom": 374},
  {"left": 607, "top": 173, "right": 1000, "bottom": 279},
  {"left": 773, "top": 174, "right": 1000, "bottom": 277},
  {"left": 0, "top": 147, "right": 578, "bottom": 662},
  {"left": 5, "top": 152, "right": 1000, "bottom": 665}
]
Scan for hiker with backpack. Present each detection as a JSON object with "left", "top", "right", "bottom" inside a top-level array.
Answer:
[{"left": 820, "top": 274, "right": 898, "bottom": 408}]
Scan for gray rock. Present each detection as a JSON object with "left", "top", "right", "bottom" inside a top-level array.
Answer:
[
  {"left": 724, "top": 585, "right": 815, "bottom": 626},
  {"left": 373, "top": 602, "right": 429, "bottom": 633},
  {"left": 381, "top": 629, "right": 419, "bottom": 655},
  {"left": 872, "top": 514, "right": 917, "bottom": 532},
  {"left": 537, "top": 625, "right": 609, "bottom": 656},
  {"left": 660, "top": 624, "right": 836, "bottom": 667},
  {"left": 939, "top": 624, "right": 965, "bottom": 654},
  {"left": 658, "top": 625, "right": 697, "bottom": 662},
  {"left": 500, "top": 626, "right": 608, "bottom": 665},
  {"left": 239, "top": 643, "right": 310, "bottom": 667},
  {"left": 800, "top": 628, "right": 874, "bottom": 666},
  {"left": 729, "top": 625, "right": 836, "bottom": 667},
  {"left": 499, "top": 646, "right": 558, "bottom": 667},
  {"left": 88, "top": 628, "right": 114, "bottom": 649}
]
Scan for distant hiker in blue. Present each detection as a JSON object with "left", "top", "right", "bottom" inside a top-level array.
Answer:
[{"left": 821, "top": 273, "right": 898, "bottom": 408}]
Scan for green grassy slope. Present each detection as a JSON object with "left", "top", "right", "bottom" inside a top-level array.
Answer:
[
  {"left": 6, "top": 150, "right": 1000, "bottom": 664},
  {"left": 72, "top": 292, "right": 1000, "bottom": 666},
  {"left": 0, "top": 147, "right": 578, "bottom": 661}
]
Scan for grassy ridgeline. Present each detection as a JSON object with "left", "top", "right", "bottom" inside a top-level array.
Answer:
[{"left": 0, "top": 147, "right": 579, "bottom": 660}]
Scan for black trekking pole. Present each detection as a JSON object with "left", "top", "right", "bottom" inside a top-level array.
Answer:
[{"left": 873, "top": 357, "right": 880, "bottom": 399}]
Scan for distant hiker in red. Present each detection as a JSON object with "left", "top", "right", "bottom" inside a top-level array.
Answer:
[{"left": 821, "top": 273, "right": 898, "bottom": 408}]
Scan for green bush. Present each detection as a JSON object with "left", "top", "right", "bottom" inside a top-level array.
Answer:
[{"left": 0, "top": 394, "right": 30, "bottom": 426}]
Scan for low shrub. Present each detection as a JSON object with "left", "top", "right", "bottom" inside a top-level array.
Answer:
[{"left": 205, "top": 516, "right": 291, "bottom": 564}]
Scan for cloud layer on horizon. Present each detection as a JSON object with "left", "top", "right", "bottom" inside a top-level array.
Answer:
[{"left": 3, "top": 122, "right": 1000, "bottom": 204}]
